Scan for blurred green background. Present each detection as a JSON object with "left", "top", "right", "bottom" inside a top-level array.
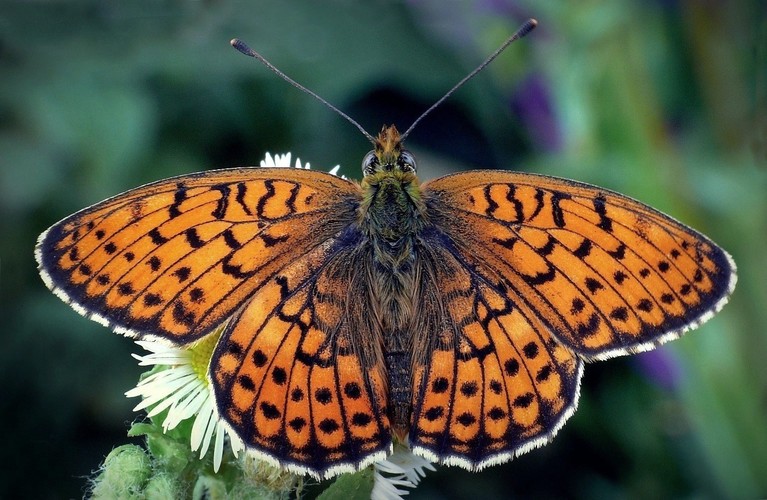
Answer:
[{"left": 1, "top": 1, "right": 765, "bottom": 498}]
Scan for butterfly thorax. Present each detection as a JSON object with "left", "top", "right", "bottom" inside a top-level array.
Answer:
[
  {"left": 359, "top": 126, "right": 425, "bottom": 268},
  {"left": 360, "top": 170, "right": 423, "bottom": 265}
]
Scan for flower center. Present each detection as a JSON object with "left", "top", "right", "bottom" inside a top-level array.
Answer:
[{"left": 188, "top": 325, "right": 225, "bottom": 384}]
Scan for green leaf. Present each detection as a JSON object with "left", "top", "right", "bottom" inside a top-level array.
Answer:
[
  {"left": 127, "top": 422, "right": 156, "bottom": 438},
  {"left": 318, "top": 469, "right": 375, "bottom": 500}
]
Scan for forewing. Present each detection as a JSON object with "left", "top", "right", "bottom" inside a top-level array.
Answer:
[
  {"left": 36, "top": 167, "right": 359, "bottom": 343},
  {"left": 423, "top": 171, "right": 736, "bottom": 360},
  {"left": 408, "top": 243, "right": 582, "bottom": 468},
  {"left": 210, "top": 243, "right": 391, "bottom": 479}
]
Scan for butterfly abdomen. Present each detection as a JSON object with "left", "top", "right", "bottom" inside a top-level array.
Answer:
[{"left": 384, "top": 346, "right": 411, "bottom": 438}]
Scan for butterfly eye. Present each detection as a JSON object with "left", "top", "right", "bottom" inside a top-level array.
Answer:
[
  {"left": 362, "top": 151, "right": 378, "bottom": 176},
  {"left": 399, "top": 150, "right": 417, "bottom": 173}
]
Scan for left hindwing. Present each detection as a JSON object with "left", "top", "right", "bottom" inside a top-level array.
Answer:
[{"left": 211, "top": 243, "right": 391, "bottom": 479}]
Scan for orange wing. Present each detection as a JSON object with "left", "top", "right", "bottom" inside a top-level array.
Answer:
[
  {"left": 406, "top": 169, "right": 735, "bottom": 468},
  {"left": 408, "top": 243, "right": 582, "bottom": 468},
  {"left": 210, "top": 244, "right": 391, "bottom": 478},
  {"left": 35, "top": 167, "right": 360, "bottom": 343},
  {"left": 422, "top": 170, "right": 736, "bottom": 360}
]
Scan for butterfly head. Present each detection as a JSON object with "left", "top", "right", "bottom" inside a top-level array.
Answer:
[{"left": 362, "top": 125, "right": 417, "bottom": 178}]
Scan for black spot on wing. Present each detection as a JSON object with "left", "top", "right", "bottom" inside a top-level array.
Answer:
[
  {"left": 523, "top": 265, "right": 556, "bottom": 285},
  {"left": 529, "top": 189, "right": 545, "bottom": 220},
  {"left": 593, "top": 194, "right": 613, "bottom": 232},
  {"left": 211, "top": 184, "right": 231, "bottom": 219},
  {"left": 148, "top": 228, "right": 167, "bottom": 245},
  {"left": 576, "top": 313, "right": 601, "bottom": 338},
  {"left": 252, "top": 350, "right": 268, "bottom": 367},
  {"left": 502, "top": 184, "right": 524, "bottom": 222},
  {"left": 573, "top": 239, "right": 592, "bottom": 258},
  {"left": 147, "top": 255, "right": 161, "bottom": 272},
  {"left": 260, "top": 402, "right": 281, "bottom": 420},
  {"left": 286, "top": 183, "right": 299, "bottom": 213},
  {"left": 169, "top": 183, "right": 187, "bottom": 218},
  {"left": 221, "top": 254, "right": 255, "bottom": 279},
  {"left": 222, "top": 229, "right": 242, "bottom": 249},
  {"left": 235, "top": 182, "right": 253, "bottom": 216},
  {"left": 173, "top": 266, "right": 191, "bottom": 282},
  {"left": 584, "top": 277, "right": 603, "bottom": 294},
  {"left": 608, "top": 244, "right": 626, "bottom": 260},
  {"left": 570, "top": 297, "right": 585, "bottom": 314},
  {"left": 522, "top": 342, "right": 539, "bottom": 359},
  {"left": 261, "top": 232, "right": 289, "bottom": 247},
  {"left": 637, "top": 299, "right": 653, "bottom": 312},
  {"left": 172, "top": 301, "right": 195, "bottom": 327},
  {"left": 185, "top": 228, "right": 204, "bottom": 248},
  {"left": 482, "top": 185, "right": 500, "bottom": 216},
  {"left": 537, "top": 235, "right": 557, "bottom": 256},
  {"left": 143, "top": 293, "right": 163, "bottom": 306},
  {"left": 550, "top": 191, "right": 571, "bottom": 228},
  {"left": 492, "top": 236, "right": 517, "bottom": 250},
  {"left": 256, "top": 180, "right": 275, "bottom": 219},
  {"left": 431, "top": 377, "right": 449, "bottom": 394}
]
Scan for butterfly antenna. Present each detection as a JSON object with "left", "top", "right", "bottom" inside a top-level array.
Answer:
[
  {"left": 230, "top": 38, "right": 376, "bottom": 143},
  {"left": 400, "top": 18, "right": 538, "bottom": 142}
]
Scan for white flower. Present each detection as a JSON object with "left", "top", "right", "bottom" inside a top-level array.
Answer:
[
  {"left": 372, "top": 447, "right": 435, "bottom": 499},
  {"left": 260, "top": 152, "right": 343, "bottom": 177},
  {"left": 125, "top": 337, "right": 244, "bottom": 472}
]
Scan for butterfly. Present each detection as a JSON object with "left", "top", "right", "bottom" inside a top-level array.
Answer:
[{"left": 35, "top": 20, "right": 736, "bottom": 480}]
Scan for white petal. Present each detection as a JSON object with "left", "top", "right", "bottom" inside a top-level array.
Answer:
[
  {"left": 147, "top": 375, "right": 201, "bottom": 418},
  {"left": 130, "top": 372, "right": 197, "bottom": 411},
  {"left": 127, "top": 339, "right": 250, "bottom": 468},
  {"left": 275, "top": 153, "right": 292, "bottom": 168},
  {"left": 259, "top": 152, "right": 276, "bottom": 168},
  {"left": 213, "top": 420, "right": 226, "bottom": 472},
  {"left": 199, "top": 405, "right": 217, "bottom": 459},
  {"left": 132, "top": 351, "right": 189, "bottom": 366},
  {"left": 382, "top": 449, "right": 435, "bottom": 485},
  {"left": 375, "top": 460, "right": 407, "bottom": 475},
  {"left": 163, "top": 386, "right": 208, "bottom": 430},
  {"left": 228, "top": 430, "right": 244, "bottom": 456},
  {"left": 372, "top": 471, "right": 412, "bottom": 500},
  {"left": 191, "top": 397, "right": 215, "bottom": 453}
]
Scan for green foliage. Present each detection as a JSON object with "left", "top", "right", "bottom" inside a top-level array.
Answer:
[
  {"left": 92, "top": 413, "right": 300, "bottom": 499},
  {"left": 90, "top": 445, "right": 153, "bottom": 499},
  {"left": 317, "top": 469, "right": 375, "bottom": 500}
]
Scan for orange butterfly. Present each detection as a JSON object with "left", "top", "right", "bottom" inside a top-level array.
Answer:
[{"left": 35, "top": 20, "right": 736, "bottom": 480}]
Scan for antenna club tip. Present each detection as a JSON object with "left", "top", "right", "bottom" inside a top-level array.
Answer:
[
  {"left": 517, "top": 18, "right": 538, "bottom": 38},
  {"left": 230, "top": 38, "right": 255, "bottom": 57},
  {"left": 512, "top": 17, "right": 538, "bottom": 39}
]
